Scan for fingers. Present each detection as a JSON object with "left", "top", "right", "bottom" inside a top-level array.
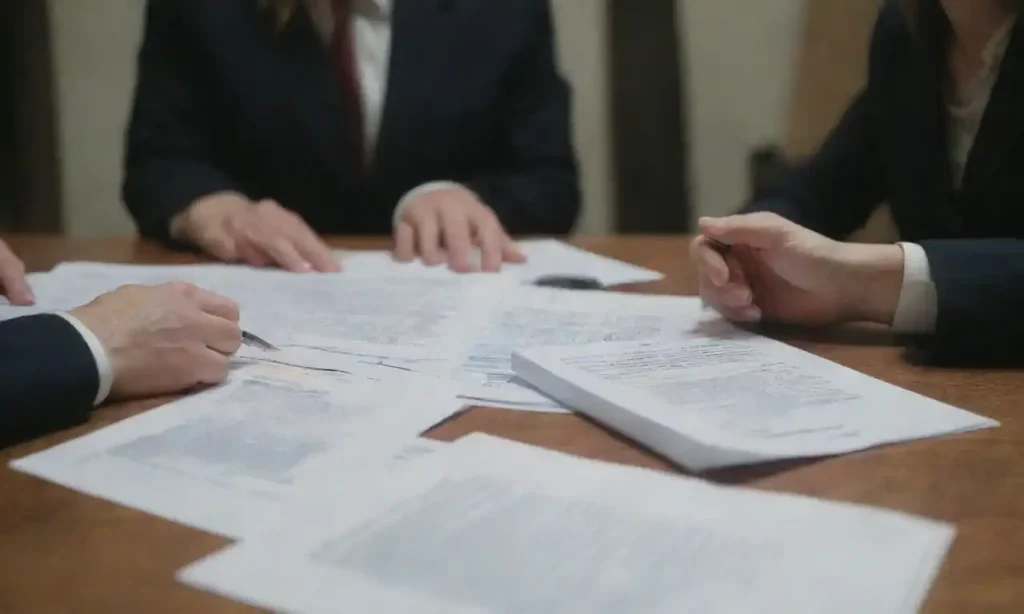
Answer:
[
  {"left": 192, "top": 347, "right": 232, "bottom": 386},
  {"left": 440, "top": 206, "right": 474, "bottom": 273},
  {"left": 185, "top": 285, "right": 241, "bottom": 322},
  {"left": 196, "top": 312, "right": 243, "bottom": 355},
  {"left": 698, "top": 212, "right": 790, "bottom": 250},
  {"left": 291, "top": 230, "right": 341, "bottom": 273},
  {"left": 690, "top": 236, "right": 731, "bottom": 287},
  {"left": 501, "top": 238, "right": 527, "bottom": 264},
  {"left": 475, "top": 217, "right": 504, "bottom": 273},
  {"left": 415, "top": 212, "right": 443, "bottom": 266},
  {"left": 393, "top": 222, "right": 416, "bottom": 262},
  {"left": 0, "top": 240, "right": 33, "bottom": 305}
]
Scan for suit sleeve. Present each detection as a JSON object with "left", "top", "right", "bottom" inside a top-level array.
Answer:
[
  {"left": 0, "top": 315, "right": 99, "bottom": 449},
  {"left": 903, "top": 240, "right": 1024, "bottom": 366},
  {"left": 122, "top": 0, "right": 242, "bottom": 243},
  {"left": 743, "top": 6, "right": 893, "bottom": 239},
  {"left": 464, "top": 0, "right": 581, "bottom": 235}
]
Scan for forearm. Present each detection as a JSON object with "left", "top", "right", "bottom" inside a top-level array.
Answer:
[{"left": 0, "top": 314, "right": 105, "bottom": 448}]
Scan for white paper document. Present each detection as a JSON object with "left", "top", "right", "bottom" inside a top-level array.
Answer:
[
  {"left": 454, "top": 288, "right": 707, "bottom": 412},
  {"left": 180, "top": 434, "right": 955, "bottom": 614},
  {"left": 2, "top": 263, "right": 510, "bottom": 363},
  {"left": 513, "top": 323, "right": 999, "bottom": 470},
  {"left": 10, "top": 365, "right": 461, "bottom": 539},
  {"left": 336, "top": 239, "right": 663, "bottom": 287}
]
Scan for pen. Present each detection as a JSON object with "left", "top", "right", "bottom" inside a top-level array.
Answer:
[
  {"left": 242, "top": 330, "right": 280, "bottom": 352},
  {"left": 705, "top": 237, "right": 732, "bottom": 254}
]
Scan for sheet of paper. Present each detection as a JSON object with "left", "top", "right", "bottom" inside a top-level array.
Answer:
[
  {"left": 453, "top": 288, "right": 707, "bottom": 412},
  {"left": 513, "top": 321, "right": 999, "bottom": 470},
  {"left": 336, "top": 239, "right": 663, "bottom": 286},
  {"left": 10, "top": 364, "right": 461, "bottom": 539},
  {"left": 180, "top": 434, "right": 954, "bottom": 614},
  {"left": 3, "top": 263, "right": 512, "bottom": 362}
]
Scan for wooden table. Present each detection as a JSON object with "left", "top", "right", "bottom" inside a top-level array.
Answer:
[{"left": 1, "top": 235, "right": 1022, "bottom": 613}]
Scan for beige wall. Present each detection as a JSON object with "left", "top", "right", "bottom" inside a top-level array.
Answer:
[
  {"left": 47, "top": 0, "right": 613, "bottom": 238},
  {"left": 680, "top": 0, "right": 805, "bottom": 218}
]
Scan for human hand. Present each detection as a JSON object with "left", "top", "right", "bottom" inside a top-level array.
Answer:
[
  {"left": 69, "top": 282, "right": 242, "bottom": 401},
  {"left": 393, "top": 186, "right": 525, "bottom": 272},
  {"left": 177, "top": 192, "right": 340, "bottom": 273},
  {"left": 691, "top": 212, "right": 905, "bottom": 327},
  {"left": 0, "top": 238, "right": 33, "bottom": 305}
]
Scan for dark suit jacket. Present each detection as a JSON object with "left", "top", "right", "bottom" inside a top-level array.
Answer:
[
  {"left": 0, "top": 314, "right": 98, "bottom": 449},
  {"left": 747, "top": 1, "right": 1024, "bottom": 365},
  {"left": 123, "top": 0, "right": 580, "bottom": 241}
]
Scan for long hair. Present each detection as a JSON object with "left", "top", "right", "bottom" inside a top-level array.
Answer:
[{"left": 263, "top": 0, "right": 301, "bottom": 30}]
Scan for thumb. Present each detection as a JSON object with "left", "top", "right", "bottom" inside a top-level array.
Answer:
[{"left": 699, "top": 213, "right": 790, "bottom": 250}]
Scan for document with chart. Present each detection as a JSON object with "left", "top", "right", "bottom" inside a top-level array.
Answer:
[
  {"left": 180, "top": 434, "right": 954, "bottom": 614},
  {"left": 10, "top": 365, "right": 459, "bottom": 538},
  {"left": 512, "top": 322, "right": 999, "bottom": 470},
  {"left": 454, "top": 287, "right": 707, "bottom": 412}
]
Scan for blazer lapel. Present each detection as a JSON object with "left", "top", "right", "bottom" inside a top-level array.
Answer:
[
  {"left": 371, "top": 0, "right": 459, "bottom": 182},
  {"left": 959, "top": 19, "right": 1024, "bottom": 201},
  {"left": 906, "top": 13, "right": 960, "bottom": 234}
]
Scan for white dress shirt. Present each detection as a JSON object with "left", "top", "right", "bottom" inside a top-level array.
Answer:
[
  {"left": 56, "top": 312, "right": 114, "bottom": 406},
  {"left": 892, "top": 19, "right": 1016, "bottom": 334},
  {"left": 305, "top": 0, "right": 458, "bottom": 224}
]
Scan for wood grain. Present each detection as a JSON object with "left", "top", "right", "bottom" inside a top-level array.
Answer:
[{"left": 1, "top": 235, "right": 1022, "bottom": 613}]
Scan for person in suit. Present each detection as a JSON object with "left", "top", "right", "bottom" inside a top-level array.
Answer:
[
  {"left": 693, "top": 0, "right": 1024, "bottom": 365},
  {"left": 0, "top": 239, "right": 242, "bottom": 449},
  {"left": 123, "top": 0, "right": 580, "bottom": 274}
]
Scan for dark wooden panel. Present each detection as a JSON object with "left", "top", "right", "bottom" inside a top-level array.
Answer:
[
  {"left": 0, "top": 0, "right": 61, "bottom": 232},
  {"left": 608, "top": 0, "right": 690, "bottom": 233}
]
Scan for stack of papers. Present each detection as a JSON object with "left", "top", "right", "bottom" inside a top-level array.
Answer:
[
  {"left": 179, "top": 434, "right": 956, "bottom": 614},
  {"left": 512, "top": 322, "right": 999, "bottom": 470}
]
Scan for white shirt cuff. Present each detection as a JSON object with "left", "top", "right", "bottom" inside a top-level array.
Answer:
[
  {"left": 891, "top": 242, "right": 938, "bottom": 334},
  {"left": 56, "top": 312, "right": 114, "bottom": 406},
  {"left": 392, "top": 181, "right": 463, "bottom": 228}
]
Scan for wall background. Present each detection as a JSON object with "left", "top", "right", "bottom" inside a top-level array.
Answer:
[{"left": 46, "top": 0, "right": 806, "bottom": 237}]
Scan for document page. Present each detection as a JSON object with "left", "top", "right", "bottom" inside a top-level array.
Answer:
[
  {"left": 336, "top": 240, "right": 663, "bottom": 286},
  {"left": 513, "top": 323, "right": 999, "bottom": 469},
  {"left": 3, "top": 262, "right": 512, "bottom": 363},
  {"left": 10, "top": 365, "right": 462, "bottom": 539},
  {"left": 180, "top": 434, "right": 955, "bottom": 614},
  {"left": 454, "top": 288, "right": 706, "bottom": 412}
]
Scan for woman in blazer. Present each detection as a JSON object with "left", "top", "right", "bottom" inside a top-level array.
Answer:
[
  {"left": 123, "top": 0, "right": 580, "bottom": 273},
  {"left": 693, "top": 0, "right": 1024, "bottom": 365}
]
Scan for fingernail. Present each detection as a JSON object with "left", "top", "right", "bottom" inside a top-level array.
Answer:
[
  {"left": 743, "top": 306, "right": 763, "bottom": 322},
  {"left": 299, "top": 262, "right": 313, "bottom": 272}
]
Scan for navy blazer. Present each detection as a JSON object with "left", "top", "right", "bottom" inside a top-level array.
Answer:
[
  {"left": 0, "top": 314, "right": 98, "bottom": 449},
  {"left": 747, "top": 1, "right": 1024, "bottom": 365},
  {"left": 123, "top": 0, "right": 580, "bottom": 240}
]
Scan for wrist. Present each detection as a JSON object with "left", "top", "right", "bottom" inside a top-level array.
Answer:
[{"left": 835, "top": 243, "right": 905, "bottom": 325}]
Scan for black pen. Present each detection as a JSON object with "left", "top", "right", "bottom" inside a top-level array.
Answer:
[
  {"left": 242, "top": 330, "right": 280, "bottom": 352},
  {"left": 705, "top": 237, "right": 732, "bottom": 254}
]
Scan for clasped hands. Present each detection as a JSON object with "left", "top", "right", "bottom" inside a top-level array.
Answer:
[{"left": 177, "top": 187, "right": 524, "bottom": 274}]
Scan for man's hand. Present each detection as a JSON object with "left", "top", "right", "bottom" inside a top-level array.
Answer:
[
  {"left": 0, "top": 238, "right": 33, "bottom": 305},
  {"left": 691, "top": 212, "right": 905, "bottom": 327},
  {"left": 177, "top": 192, "right": 340, "bottom": 273},
  {"left": 393, "top": 186, "right": 525, "bottom": 272},
  {"left": 69, "top": 282, "right": 242, "bottom": 401}
]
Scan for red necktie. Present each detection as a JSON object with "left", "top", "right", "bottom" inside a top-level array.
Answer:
[{"left": 332, "top": 0, "right": 365, "bottom": 172}]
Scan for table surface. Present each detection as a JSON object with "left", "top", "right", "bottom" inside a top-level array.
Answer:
[{"left": 1, "top": 235, "right": 1022, "bottom": 613}]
